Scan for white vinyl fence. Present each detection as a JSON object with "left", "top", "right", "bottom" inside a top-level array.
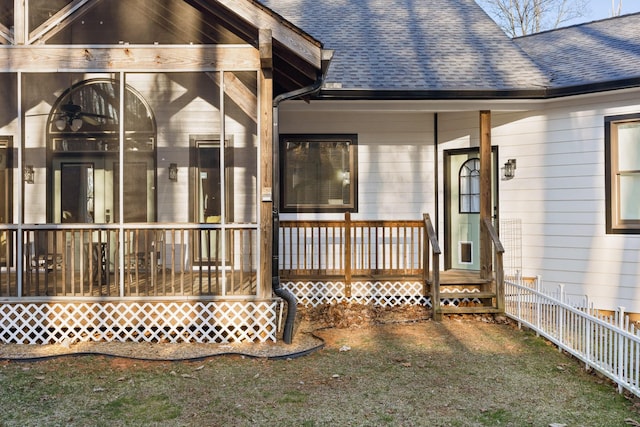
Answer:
[{"left": 505, "top": 276, "right": 640, "bottom": 397}]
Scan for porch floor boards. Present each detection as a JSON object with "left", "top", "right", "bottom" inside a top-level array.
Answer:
[{"left": 5, "top": 269, "right": 489, "bottom": 298}]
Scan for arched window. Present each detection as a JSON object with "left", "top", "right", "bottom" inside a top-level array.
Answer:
[
  {"left": 47, "top": 78, "right": 156, "bottom": 223},
  {"left": 459, "top": 158, "right": 480, "bottom": 214}
]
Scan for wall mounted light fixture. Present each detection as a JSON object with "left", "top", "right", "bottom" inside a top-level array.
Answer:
[
  {"left": 168, "top": 163, "right": 178, "bottom": 181},
  {"left": 24, "top": 165, "right": 34, "bottom": 184},
  {"left": 502, "top": 159, "right": 516, "bottom": 180}
]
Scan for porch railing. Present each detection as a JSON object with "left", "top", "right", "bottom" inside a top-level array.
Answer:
[
  {"left": 0, "top": 224, "right": 258, "bottom": 299},
  {"left": 484, "top": 217, "right": 505, "bottom": 313},
  {"left": 505, "top": 276, "right": 640, "bottom": 398},
  {"left": 423, "top": 213, "right": 441, "bottom": 318},
  {"left": 279, "top": 213, "right": 426, "bottom": 296}
]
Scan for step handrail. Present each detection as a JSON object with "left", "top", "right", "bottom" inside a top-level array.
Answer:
[
  {"left": 482, "top": 217, "right": 505, "bottom": 313},
  {"left": 422, "top": 213, "right": 442, "bottom": 320}
]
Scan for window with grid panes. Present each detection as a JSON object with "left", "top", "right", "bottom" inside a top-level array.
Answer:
[{"left": 605, "top": 114, "right": 640, "bottom": 233}]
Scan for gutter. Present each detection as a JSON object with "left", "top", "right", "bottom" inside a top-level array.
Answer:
[
  {"left": 271, "top": 49, "right": 334, "bottom": 344},
  {"left": 312, "top": 76, "right": 640, "bottom": 101}
]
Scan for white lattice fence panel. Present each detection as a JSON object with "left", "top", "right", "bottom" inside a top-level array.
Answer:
[
  {"left": 351, "top": 281, "right": 429, "bottom": 307},
  {"left": 0, "top": 301, "right": 278, "bottom": 344},
  {"left": 282, "top": 281, "right": 346, "bottom": 307}
]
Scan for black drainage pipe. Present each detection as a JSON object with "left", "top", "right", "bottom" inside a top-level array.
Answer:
[{"left": 272, "top": 208, "right": 296, "bottom": 344}]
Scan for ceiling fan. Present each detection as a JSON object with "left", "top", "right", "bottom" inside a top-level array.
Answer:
[
  {"left": 26, "top": 86, "right": 112, "bottom": 131},
  {"left": 52, "top": 99, "right": 110, "bottom": 131}
]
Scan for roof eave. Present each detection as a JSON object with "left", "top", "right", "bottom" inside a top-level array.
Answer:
[{"left": 315, "top": 78, "right": 640, "bottom": 101}]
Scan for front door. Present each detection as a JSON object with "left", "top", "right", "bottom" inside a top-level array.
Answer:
[
  {"left": 53, "top": 154, "right": 154, "bottom": 224},
  {"left": 445, "top": 148, "right": 498, "bottom": 270}
]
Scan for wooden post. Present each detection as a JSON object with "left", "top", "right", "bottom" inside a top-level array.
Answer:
[
  {"left": 344, "top": 212, "right": 352, "bottom": 297},
  {"left": 14, "top": 0, "right": 25, "bottom": 45},
  {"left": 479, "top": 111, "right": 492, "bottom": 281},
  {"left": 259, "top": 29, "right": 273, "bottom": 300}
]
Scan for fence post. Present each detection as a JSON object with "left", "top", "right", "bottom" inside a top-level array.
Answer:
[
  {"left": 618, "top": 306, "right": 626, "bottom": 393},
  {"left": 535, "top": 275, "right": 542, "bottom": 336},
  {"left": 344, "top": 212, "right": 352, "bottom": 298},
  {"left": 585, "top": 302, "right": 592, "bottom": 369},
  {"left": 557, "top": 284, "right": 565, "bottom": 351}
]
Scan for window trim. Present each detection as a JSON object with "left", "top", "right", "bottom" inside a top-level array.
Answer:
[
  {"left": 279, "top": 134, "right": 358, "bottom": 213},
  {"left": 605, "top": 113, "right": 640, "bottom": 234}
]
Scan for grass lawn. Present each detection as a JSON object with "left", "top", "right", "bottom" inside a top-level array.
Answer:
[{"left": 0, "top": 318, "right": 638, "bottom": 426}]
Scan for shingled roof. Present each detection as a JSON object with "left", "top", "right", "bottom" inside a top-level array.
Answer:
[
  {"left": 514, "top": 13, "right": 640, "bottom": 94},
  {"left": 260, "top": 0, "right": 550, "bottom": 98},
  {"left": 260, "top": 0, "right": 640, "bottom": 99}
]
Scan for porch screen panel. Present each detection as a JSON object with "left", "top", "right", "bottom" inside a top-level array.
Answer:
[
  {"left": 122, "top": 77, "right": 156, "bottom": 222},
  {"left": 29, "top": 1, "right": 73, "bottom": 32},
  {"left": 223, "top": 71, "right": 258, "bottom": 295},
  {"left": 224, "top": 71, "right": 258, "bottom": 224},
  {"left": 0, "top": 138, "right": 12, "bottom": 269},
  {"left": 0, "top": 3, "right": 12, "bottom": 29}
]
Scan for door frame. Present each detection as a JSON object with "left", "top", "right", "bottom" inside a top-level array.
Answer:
[{"left": 443, "top": 146, "right": 499, "bottom": 270}]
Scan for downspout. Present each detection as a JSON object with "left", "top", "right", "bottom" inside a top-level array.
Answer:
[
  {"left": 271, "top": 50, "right": 333, "bottom": 344},
  {"left": 434, "top": 113, "right": 439, "bottom": 235}
]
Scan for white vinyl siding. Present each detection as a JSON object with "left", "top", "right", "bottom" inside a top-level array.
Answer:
[
  {"left": 277, "top": 90, "right": 640, "bottom": 314},
  {"left": 278, "top": 107, "right": 435, "bottom": 220}
]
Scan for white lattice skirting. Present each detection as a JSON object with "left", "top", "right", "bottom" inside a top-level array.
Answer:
[
  {"left": 0, "top": 301, "right": 279, "bottom": 345},
  {"left": 283, "top": 280, "right": 432, "bottom": 308},
  {"left": 283, "top": 280, "right": 482, "bottom": 308}
]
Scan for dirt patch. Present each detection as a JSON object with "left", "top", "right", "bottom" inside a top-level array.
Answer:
[{"left": 297, "top": 302, "right": 432, "bottom": 329}]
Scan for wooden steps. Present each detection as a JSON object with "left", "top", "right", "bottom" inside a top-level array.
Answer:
[{"left": 432, "top": 270, "right": 500, "bottom": 319}]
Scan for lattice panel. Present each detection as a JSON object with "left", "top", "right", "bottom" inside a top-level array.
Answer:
[
  {"left": 351, "top": 281, "right": 429, "bottom": 307},
  {"left": 0, "top": 301, "right": 278, "bottom": 345},
  {"left": 282, "top": 281, "right": 346, "bottom": 307},
  {"left": 283, "top": 280, "right": 431, "bottom": 308},
  {"left": 283, "top": 280, "right": 486, "bottom": 309},
  {"left": 441, "top": 288, "right": 481, "bottom": 306}
]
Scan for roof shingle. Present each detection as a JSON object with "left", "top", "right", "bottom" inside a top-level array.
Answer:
[
  {"left": 514, "top": 13, "right": 640, "bottom": 88},
  {"left": 260, "top": 0, "right": 550, "bottom": 92}
]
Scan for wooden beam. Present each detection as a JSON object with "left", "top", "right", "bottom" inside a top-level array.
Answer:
[
  {"left": 14, "top": 0, "right": 25, "bottom": 45},
  {"left": 206, "top": 71, "right": 257, "bottom": 121},
  {"left": 0, "top": 23, "right": 12, "bottom": 45},
  {"left": 259, "top": 28, "right": 273, "bottom": 70},
  {"left": 28, "top": 0, "right": 101, "bottom": 45},
  {"left": 193, "top": 0, "right": 322, "bottom": 68},
  {"left": 259, "top": 29, "right": 273, "bottom": 299},
  {"left": 479, "top": 110, "right": 492, "bottom": 280},
  {"left": 0, "top": 45, "right": 260, "bottom": 72}
]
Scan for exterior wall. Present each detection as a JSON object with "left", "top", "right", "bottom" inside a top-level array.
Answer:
[
  {"left": 498, "top": 89, "right": 640, "bottom": 313},
  {"left": 440, "top": 90, "right": 640, "bottom": 313},
  {"left": 282, "top": 90, "right": 640, "bottom": 313},
  {"left": 278, "top": 103, "right": 436, "bottom": 221}
]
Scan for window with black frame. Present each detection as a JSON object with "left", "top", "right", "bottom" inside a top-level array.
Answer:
[
  {"left": 605, "top": 114, "right": 640, "bottom": 234},
  {"left": 280, "top": 134, "right": 357, "bottom": 213}
]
